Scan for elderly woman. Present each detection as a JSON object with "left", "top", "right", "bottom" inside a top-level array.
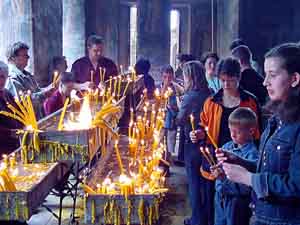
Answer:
[
  {"left": 175, "top": 61, "right": 212, "bottom": 225},
  {"left": 5, "top": 42, "right": 55, "bottom": 119},
  {"left": 0, "top": 61, "right": 22, "bottom": 155}
]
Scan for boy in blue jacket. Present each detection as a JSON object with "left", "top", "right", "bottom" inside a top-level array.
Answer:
[{"left": 212, "top": 107, "right": 258, "bottom": 225}]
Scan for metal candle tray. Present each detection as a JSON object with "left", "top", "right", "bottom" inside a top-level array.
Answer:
[
  {"left": 0, "top": 162, "right": 66, "bottom": 221},
  {"left": 20, "top": 97, "right": 125, "bottom": 165},
  {"left": 83, "top": 136, "right": 163, "bottom": 224}
]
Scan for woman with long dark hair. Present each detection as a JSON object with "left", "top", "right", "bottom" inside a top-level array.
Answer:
[{"left": 217, "top": 43, "right": 300, "bottom": 225}]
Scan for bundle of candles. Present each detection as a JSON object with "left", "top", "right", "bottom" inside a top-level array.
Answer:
[
  {"left": 0, "top": 91, "right": 38, "bottom": 130},
  {"left": 189, "top": 115, "right": 218, "bottom": 167}
]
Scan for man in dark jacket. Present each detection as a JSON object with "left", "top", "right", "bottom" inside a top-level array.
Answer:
[
  {"left": 71, "top": 35, "right": 118, "bottom": 85},
  {"left": 231, "top": 45, "right": 267, "bottom": 105}
]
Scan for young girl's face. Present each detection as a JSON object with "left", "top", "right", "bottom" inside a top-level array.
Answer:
[
  {"left": 205, "top": 57, "right": 217, "bottom": 75},
  {"left": 162, "top": 72, "right": 174, "bottom": 86},
  {"left": 229, "top": 124, "right": 254, "bottom": 145},
  {"left": 264, "top": 57, "right": 298, "bottom": 101}
]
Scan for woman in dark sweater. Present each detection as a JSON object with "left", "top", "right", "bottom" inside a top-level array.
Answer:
[
  {"left": 175, "top": 60, "right": 212, "bottom": 225},
  {"left": 0, "top": 61, "right": 22, "bottom": 155}
]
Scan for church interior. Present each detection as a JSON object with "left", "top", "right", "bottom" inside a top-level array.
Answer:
[{"left": 0, "top": 1, "right": 300, "bottom": 225}]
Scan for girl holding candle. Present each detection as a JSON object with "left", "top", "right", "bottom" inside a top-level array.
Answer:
[
  {"left": 175, "top": 61, "right": 211, "bottom": 225},
  {"left": 216, "top": 43, "right": 300, "bottom": 225}
]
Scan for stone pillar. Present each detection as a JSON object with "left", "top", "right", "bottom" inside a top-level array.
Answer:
[
  {"left": 85, "top": 0, "right": 120, "bottom": 64},
  {"left": 118, "top": 4, "right": 131, "bottom": 69},
  {"left": 0, "top": 1, "right": 33, "bottom": 70},
  {"left": 239, "top": 0, "right": 300, "bottom": 67},
  {"left": 216, "top": 0, "right": 240, "bottom": 58},
  {"left": 63, "top": 0, "right": 86, "bottom": 69},
  {"left": 31, "top": 0, "right": 63, "bottom": 86},
  {"left": 136, "top": 0, "right": 171, "bottom": 84},
  {"left": 176, "top": 5, "right": 191, "bottom": 54},
  {"left": 190, "top": 1, "right": 213, "bottom": 59}
]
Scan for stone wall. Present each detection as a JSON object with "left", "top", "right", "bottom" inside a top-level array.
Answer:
[
  {"left": 239, "top": 0, "right": 300, "bottom": 69},
  {"left": 0, "top": 1, "right": 33, "bottom": 70},
  {"left": 85, "top": 0, "right": 120, "bottom": 65},
  {"left": 190, "top": 1, "right": 213, "bottom": 59},
  {"left": 63, "top": 0, "right": 86, "bottom": 70},
  {"left": 136, "top": 0, "right": 171, "bottom": 84},
  {"left": 31, "top": 0, "right": 63, "bottom": 86},
  {"left": 216, "top": 0, "right": 300, "bottom": 73},
  {"left": 216, "top": 0, "right": 240, "bottom": 58}
]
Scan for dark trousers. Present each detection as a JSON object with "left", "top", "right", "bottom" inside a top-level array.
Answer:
[
  {"left": 177, "top": 125, "right": 185, "bottom": 161},
  {"left": 184, "top": 142, "right": 215, "bottom": 225},
  {"left": 215, "top": 191, "right": 252, "bottom": 225}
]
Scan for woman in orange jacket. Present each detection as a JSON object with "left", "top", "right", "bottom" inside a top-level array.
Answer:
[{"left": 190, "top": 57, "right": 261, "bottom": 148}]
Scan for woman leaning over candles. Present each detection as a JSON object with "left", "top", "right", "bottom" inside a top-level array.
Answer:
[{"left": 216, "top": 43, "right": 300, "bottom": 225}]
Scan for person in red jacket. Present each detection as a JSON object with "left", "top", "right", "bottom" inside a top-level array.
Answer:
[{"left": 44, "top": 72, "right": 75, "bottom": 115}]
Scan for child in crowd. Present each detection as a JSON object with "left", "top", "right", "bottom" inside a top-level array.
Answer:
[
  {"left": 212, "top": 107, "right": 258, "bottom": 225},
  {"left": 44, "top": 71, "right": 75, "bottom": 115},
  {"left": 162, "top": 65, "right": 178, "bottom": 155}
]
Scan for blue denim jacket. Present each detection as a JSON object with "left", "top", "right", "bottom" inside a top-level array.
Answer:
[
  {"left": 216, "top": 141, "right": 258, "bottom": 196},
  {"left": 251, "top": 116, "right": 300, "bottom": 224}
]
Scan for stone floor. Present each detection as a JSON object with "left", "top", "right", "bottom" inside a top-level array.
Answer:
[{"left": 26, "top": 164, "right": 190, "bottom": 225}]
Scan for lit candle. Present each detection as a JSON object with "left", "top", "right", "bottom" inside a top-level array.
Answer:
[
  {"left": 113, "top": 77, "right": 118, "bottom": 96},
  {"left": 205, "top": 127, "right": 218, "bottom": 149},
  {"left": 128, "top": 120, "right": 133, "bottom": 139},
  {"left": 130, "top": 108, "right": 134, "bottom": 122},
  {"left": 200, "top": 147, "right": 214, "bottom": 166},
  {"left": 2, "top": 154, "right": 8, "bottom": 168},
  {"left": 90, "top": 70, "right": 94, "bottom": 83},
  {"left": 205, "top": 147, "right": 216, "bottom": 165},
  {"left": 115, "top": 140, "right": 124, "bottom": 174},
  {"left": 117, "top": 75, "right": 122, "bottom": 98},
  {"left": 52, "top": 71, "right": 59, "bottom": 86},
  {"left": 120, "top": 65, "right": 124, "bottom": 75},
  {"left": 138, "top": 140, "right": 145, "bottom": 177},
  {"left": 190, "top": 114, "right": 195, "bottom": 132},
  {"left": 9, "top": 153, "right": 16, "bottom": 167},
  {"left": 109, "top": 76, "right": 112, "bottom": 92},
  {"left": 57, "top": 98, "right": 69, "bottom": 131},
  {"left": 122, "top": 77, "right": 131, "bottom": 97}
]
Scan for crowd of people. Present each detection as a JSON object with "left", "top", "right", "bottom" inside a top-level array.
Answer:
[{"left": 0, "top": 34, "right": 300, "bottom": 225}]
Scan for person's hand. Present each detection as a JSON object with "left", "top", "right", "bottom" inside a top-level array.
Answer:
[
  {"left": 74, "top": 81, "right": 94, "bottom": 91},
  {"left": 98, "top": 81, "right": 106, "bottom": 91},
  {"left": 210, "top": 163, "right": 225, "bottom": 179},
  {"left": 222, "top": 162, "right": 252, "bottom": 186},
  {"left": 215, "top": 148, "right": 242, "bottom": 164},
  {"left": 189, "top": 129, "right": 205, "bottom": 143},
  {"left": 44, "top": 82, "right": 56, "bottom": 97}
]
